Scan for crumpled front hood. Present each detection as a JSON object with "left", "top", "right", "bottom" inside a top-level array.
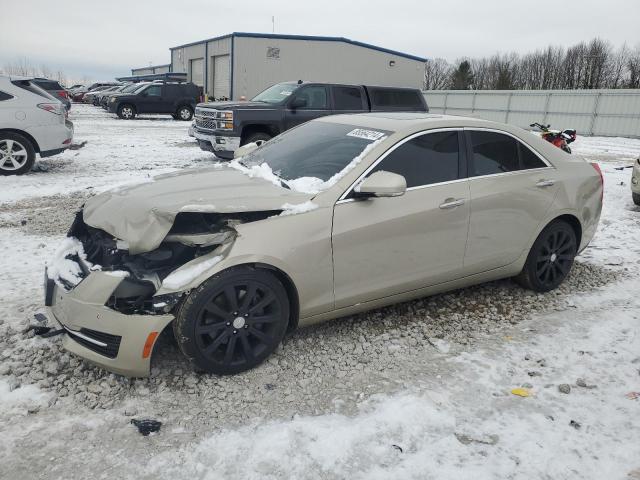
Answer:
[{"left": 83, "top": 167, "right": 312, "bottom": 254}]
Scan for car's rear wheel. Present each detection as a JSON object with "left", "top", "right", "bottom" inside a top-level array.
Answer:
[
  {"left": 515, "top": 220, "right": 577, "bottom": 292},
  {"left": 633, "top": 193, "right": 640, "bottom": 206},
  {"left": 0, "top": 133, "right": 36, "bottom": 176},
  {"left": 117, "top": 104, "right": 136, "bottom": 119},
  {"left": 242, "top": 132, "right": 272, "bottom": 147},
  {"left": 174, "top": 266, "right": 290, "bottom": 375},
  {"left": 176, "top": 106, "right": 193, "bottom": 121}
]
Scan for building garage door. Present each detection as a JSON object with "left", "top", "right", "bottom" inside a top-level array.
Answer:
[
  {"left": 212, "top": 54, "right": 230, "bottom": 100},
  {"left": 189, "top": 58, "right": 204, "bottom": 87}
]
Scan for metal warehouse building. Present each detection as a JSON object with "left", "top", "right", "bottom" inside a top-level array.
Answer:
[{"left": 167, "top": 32, "right": 426, "bottom": 101}]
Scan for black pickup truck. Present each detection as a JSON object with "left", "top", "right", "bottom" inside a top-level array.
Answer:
[{"left": 193, "top": 81, "right": 428, "bottom": 159}]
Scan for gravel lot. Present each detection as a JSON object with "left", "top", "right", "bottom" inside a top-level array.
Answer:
[{"left": 0, "top": 105, "right": 638, "bottom": 479}]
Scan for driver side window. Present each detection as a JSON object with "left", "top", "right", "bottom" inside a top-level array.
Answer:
[
  {"left": 367, "top": 131, "right": 461, "bottom": 188},
  {"left": 293, "top": 86, "right": 328, "bottom": 109}
]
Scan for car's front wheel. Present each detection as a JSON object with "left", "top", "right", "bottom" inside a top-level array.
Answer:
[
  {"left": 117, "top": 104, "right": 136, "bottom": 119},
  {"left": 515, "top": 220, "right": 577, "bottom": 292},
  {"left": 174, "top": 266, "right": 290, "bottom": 375},
  {"left": 176, "top": 106, "right": 193, "bottom": 121},
  {"left": 0, "top": 133, "right": 36, "bottom": 176}
]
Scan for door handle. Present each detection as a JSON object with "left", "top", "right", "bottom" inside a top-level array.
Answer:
[
  {"left": 535, "top": 179, "right": 555, "bottom": 188},
  {"left": 439, "top": 198, "right": 465, "bottom": 209}
]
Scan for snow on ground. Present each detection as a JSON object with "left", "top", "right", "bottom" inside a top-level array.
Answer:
[
  {"left": 0, "top": 105, "right": 639, "bottom": 479},
  {"left": 0, "top": 106, "right": 211, "bottom": 204}
]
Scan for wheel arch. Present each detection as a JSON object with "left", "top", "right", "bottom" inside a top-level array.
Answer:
[
  {"left": 553, "top": 213, "right": 582, "bottom": 246},
  {"left": 240, "top": 123, "right": 279, "bottom": 144},
  {"left": 0, "top": 128, "right": 40, "bottom": 152},
  {"left": 254, "top": 262, "right": 300, "bottom": 333}
]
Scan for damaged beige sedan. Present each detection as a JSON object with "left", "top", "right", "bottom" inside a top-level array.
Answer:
[{"left": 44, "top": 113, "right": 603, "bottom": 377}]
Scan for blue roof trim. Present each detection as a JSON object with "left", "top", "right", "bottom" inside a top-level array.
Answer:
[{"left": 170, "top": 32, "right": 426, "bottom": 62}]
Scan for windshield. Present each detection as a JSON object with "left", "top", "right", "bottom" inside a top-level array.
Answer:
[
  {"left": 120, "top": 83, "right": 140, "bottom": 93},
  {"left": 239, "top": 121, "right": 391, "bottom": 190},
  {"left": 251, "top": 83, "right": 299, "bottom": 104}
]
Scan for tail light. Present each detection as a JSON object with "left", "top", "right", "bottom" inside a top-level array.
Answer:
[
  {"left": 37, "top": 103, "right": 62, "bottom": 115},
  {"left": 591, "top": 162, "right": 604, "bottom": 202},
  {"left": 58, "top": 91, "right": 69, "bottom": 99}
]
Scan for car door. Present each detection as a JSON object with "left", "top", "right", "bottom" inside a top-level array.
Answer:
[
  {"left": 463, "top": 129, "right": 559, "bottom": 273},
  {"left": 284, "top": 85, "right": 332, "bottom": 129},
  {"left": 136, "top": 84, "right": 163, "bottom": 114},
  {"left": 332, "top": 129, "right": 470, "bottom": 309}
]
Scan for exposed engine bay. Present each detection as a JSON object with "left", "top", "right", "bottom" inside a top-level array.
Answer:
[{"left": 61, "top": 209, "right": 280, "bottom": 315}]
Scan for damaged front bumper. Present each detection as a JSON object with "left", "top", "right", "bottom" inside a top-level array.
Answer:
[{"left": 45, "top": 268, "right": 174, "bottom": 377}]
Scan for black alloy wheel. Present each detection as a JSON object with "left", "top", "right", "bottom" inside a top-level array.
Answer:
[
  {"left": 174, "top": 267, "right": 289, "bottom": 375},
  {"left": 515, "top": 220, "right": 577, "bottom": 292}
]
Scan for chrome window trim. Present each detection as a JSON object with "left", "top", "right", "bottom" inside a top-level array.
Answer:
[
  {"left": 63, "top": 327, "right": 108, "bottom": 347},
  {"left": 463, "top": 126, "right": 554, "bottom": 169},
  {"left": 338, "top": 127, "right": 463, "bottom": 202}
]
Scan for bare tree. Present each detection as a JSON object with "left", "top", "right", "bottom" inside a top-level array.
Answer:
[{"left": 423, "top": 58, "right": 452, "bottom": 90}]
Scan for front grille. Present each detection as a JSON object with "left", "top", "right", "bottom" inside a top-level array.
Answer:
[
  {"left": 195, "top": 108, "right": 217, "bottom": 130},
  {"left": 195, "top": 116, "right": 217, "bottom": 130},
  {"left": 67, "top": 328, "right": 122, "bottom": 359}
]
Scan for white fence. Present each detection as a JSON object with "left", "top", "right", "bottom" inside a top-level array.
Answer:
[{"left": 423, "top": 89, "right": 640, "bottom": 138}]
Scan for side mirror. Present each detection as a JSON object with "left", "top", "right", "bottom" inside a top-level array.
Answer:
[
  {"left": 290, "top": 97, "right": 307, "bottom": 109},
  {"left": 354, "top": 171, "right": 407, "bottom": 198},
  {"left": 234, "top": 142, "right": 260, "bottom": 159}
]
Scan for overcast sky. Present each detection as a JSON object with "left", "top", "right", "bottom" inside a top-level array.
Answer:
[{"left": 1, "top": 0, "right": 639, "bottom": 81}]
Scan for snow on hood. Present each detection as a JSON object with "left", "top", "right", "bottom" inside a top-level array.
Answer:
[{"left": 82, "top": 166, "right": 313, "bottom": 254}]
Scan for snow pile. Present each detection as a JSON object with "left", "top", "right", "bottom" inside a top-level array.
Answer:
[
  {"left": 279, "top": 201, "right": 319, "bottom": 216},
  {"left": 46, "top": 236, "right": 95, "bottom": 287},
  {"left": 179, "top": 204, "right": 217, "bottom": 213},
  {"left": 162, "top": 255, "right": 223, "bottom": 290},
  {"left": 230, "top": 136, "right": 387, "bottom": 194},
  {"left": 228, "top": 160, "right": 283, "bottom": 188},
  {"left": 0, "top": 379, "right": 52, "bottom": 416}
]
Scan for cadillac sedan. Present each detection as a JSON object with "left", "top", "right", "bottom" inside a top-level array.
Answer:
[{"left": 44, "top": 113, "right": 603, "bottom": 377}]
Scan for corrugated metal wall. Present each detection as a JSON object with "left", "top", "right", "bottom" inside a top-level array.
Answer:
[
  {"left": 233, "top": 37, "right": 425, "bottom": 100},
  {"left": 424, "top": 90, "right": 640, "bottom": 138}
]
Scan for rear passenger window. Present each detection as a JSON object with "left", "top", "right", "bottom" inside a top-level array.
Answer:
[
  {"left": 0, "top": 91, "right": 13, "bottom": 101},
  {"left": 369, "top": 131, "right": 459, "bottom": 188},
  {"left": 145, "top": 85, "right": 162, "bottom": 96},
  {"left": 371, "top": 89, "right": 423, "bottom": 109},
  {"left": 470, "top": 131, "right": 519, "bottom": 176},
  {"left": 519, "top": 143, "right": 547, "bottom": 169},
  {"left": 332, "top": 87, "right": 364, "bottom": 110}
]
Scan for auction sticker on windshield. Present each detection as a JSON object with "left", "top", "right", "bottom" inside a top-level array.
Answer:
[{"left": 346, "top": 129, "right": 386, "bottom": 141}]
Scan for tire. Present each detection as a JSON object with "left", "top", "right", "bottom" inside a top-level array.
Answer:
[
  {"left": 515, "top": 220, "right": 577, "bottom": 292},
  {"left": 176, "top": 106, "right": 193, "bottom": 121},
  {"left": 0, "top": 133, "right": 36, "bottom": 176},
  {"left": 633, "top": 193, "right": 640, "bottom": 206},
  {"left": 174, "top": 266, "right": 290, "bottom": 375},
  {"left": 242, "top": 132, "right": 272, "bottom": 146},
  {"left": 117, "top": 104, "right": 136, "bottom": 119}
]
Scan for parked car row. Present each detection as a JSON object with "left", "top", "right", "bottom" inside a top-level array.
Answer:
[
  {"left": 78, "top": 80, "right": 200, "bottom": 121},
  {"left": 0, "top": 75, "right": 73, "bottom": 175}
]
